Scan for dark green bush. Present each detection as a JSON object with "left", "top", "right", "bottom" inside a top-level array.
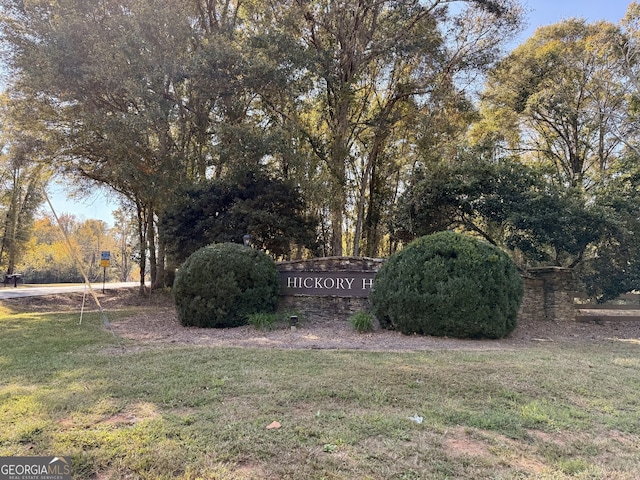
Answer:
[
  {"left": 173, "top": 243, "right": 279, "bottom": 328},
  {"left": 370, "top": 231, "right": 523, "bottom": 339}
]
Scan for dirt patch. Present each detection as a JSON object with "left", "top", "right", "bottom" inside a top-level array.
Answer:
[
  {"left": 3, "top": 288, "right": 640, "bottom": 352},
  {"left": 444, "top": 431, "right": 493, "bottom": 458},
  {"left": 443, "top": 427, "right": 548, "bottom": 474},
  {"left": 1, "top": 287, "right": 166, "bottom": 313}
]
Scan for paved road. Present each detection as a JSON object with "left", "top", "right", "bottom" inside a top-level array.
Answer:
[{"left": 0, "top": 282, "right": 140, "bottom": 299}]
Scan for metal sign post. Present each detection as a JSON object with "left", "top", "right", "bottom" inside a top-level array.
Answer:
[{"left": 100, "top": 251, "right": 111, "bottom": 293}]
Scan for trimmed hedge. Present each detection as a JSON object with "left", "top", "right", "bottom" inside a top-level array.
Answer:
[
  {"left": 173, "top": 243, "right": 279, "bottom": 328},
  {"left": 370, "top": 231, "right": 523, "bottom": 339}
]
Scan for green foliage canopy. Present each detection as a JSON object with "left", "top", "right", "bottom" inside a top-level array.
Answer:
[
  {"left": 0, "top": 0, "right": 525, "bottom": 261},
  {"left": 476, "top": 18, "right": 629, "bottom": 188},
  {"left": 465, "top": 12, "right": 640, "bottom": 301},
  {"left": 160, "top": 168, "right": 319, "bottom": 264},
  {"left": 393, "top": 156, "right": 608, "bottom": 268}
]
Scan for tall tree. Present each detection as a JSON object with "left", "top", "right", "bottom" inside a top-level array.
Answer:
[
  {"left": 0, "top": 0, "right": 263, "bottom": 288},
  {"left": 263, "top": 0, "right": 524, "bottom": 256},
  {"left": 1, "top": 0, "right": 524, "bottom": 269},
  {"left": 476, "top": 18, "right": 629, "bottom": 188},
  {"left": 0, "top": 95, "right": 52, "bottom": 275},
  {"left": 463, "top": 16, "right": 640, "bottom": 300}
]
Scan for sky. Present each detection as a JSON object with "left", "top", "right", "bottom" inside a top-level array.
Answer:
[
  {"left": 517, "top": 0, "right": 633, "bottom": 42},
  {"left": 45, "top": 180, "right": 121, "bottom": 227},
  {"left": 45, "top": 0, "right": 636, "bottom": 226}
]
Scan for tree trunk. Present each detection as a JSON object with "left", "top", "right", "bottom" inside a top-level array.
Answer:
[
  {"left": 136, "top": 201, "right": 147, "bottom": 295},
  {"left": 353, "top": 132, "right": 386, "bottom": 256},
  {"left": 2, "top": 169, "right": 21, "bottom": 275},
  {"left": 330, "top": 194, "right": 344, "bottom": 257},
  {"left": 328, "top": 88, "right": 351, "bottom": 257},
  {"left": 328, "top": 131, "right": 347, "bottom": 257},
  {"left": 364, "top": 159, "right": 383, "bottom": 257},
  {"left": 147, "top": 204, "right": 158, "bottom": 289},
  {"left": 155, "top": 229, "right": 167, "bottom": 289}
]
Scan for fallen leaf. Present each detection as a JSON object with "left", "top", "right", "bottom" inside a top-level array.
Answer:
[{"left": 266, "top": 421, "right": 281, "bottom": 430}]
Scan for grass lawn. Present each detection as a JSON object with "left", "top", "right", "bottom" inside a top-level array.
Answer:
[{"left": 0, "top": 298, "right": 639, "bottom": 479}]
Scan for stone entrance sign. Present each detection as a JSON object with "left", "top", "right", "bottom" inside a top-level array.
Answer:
[
  {"left": 276, "top": 257, "right": 383, "bottom": 321},
  {"left": 279, "top": 271, "right": 375, "bottom": 297},
  {"left": 276, "top": 257, "right": 575, "bottom": 323}
]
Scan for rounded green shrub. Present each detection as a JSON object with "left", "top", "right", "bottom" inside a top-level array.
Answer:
[
  {"left": 370, "top": 231, "right": 523, "bottom": 339},
  {"left": 173, "top": 243, "right": 279, "bottom": 328}
]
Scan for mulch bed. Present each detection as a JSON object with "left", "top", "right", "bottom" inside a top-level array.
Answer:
[{"left": 3, "top": 288, "right": 640, "bottom": 352}]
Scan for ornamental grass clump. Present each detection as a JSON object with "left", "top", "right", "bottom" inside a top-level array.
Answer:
[
  {"left": 248, "top": 312, "right": 279, "bottom": 331},
  {"left": 349, "top": 311, "right": 374, "bottom": 333},
  {"left": 371, "top": 231, "right": 523, "bottom": 339},
  {"left": 173, "top": 243, "right": 279, "bottom": 328}
]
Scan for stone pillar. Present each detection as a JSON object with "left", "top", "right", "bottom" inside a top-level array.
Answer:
[{"left": 520, "top": 267, "right": 576, "bottom": 322}]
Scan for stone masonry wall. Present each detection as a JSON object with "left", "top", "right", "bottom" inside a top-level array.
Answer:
[
  {"left": 518, "top": 273, "right": 544, "bottom": 323},
  {"left": 518, "top": 267, "right": 576, "bottom": 322},
  {"left": 277, "top": 258, "right": 576, "bottom": 323},
  {"left": 276, "top": 257, "right": 384, "bottom": 322}
]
